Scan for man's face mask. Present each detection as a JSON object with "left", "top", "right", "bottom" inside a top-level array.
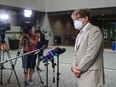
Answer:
[{"left": 74, "top": 20, "right": 83, "bottom": 30}]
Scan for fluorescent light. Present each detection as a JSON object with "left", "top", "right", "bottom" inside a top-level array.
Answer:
[
  {"left": 24, "top": 10, "right": 32, "bottom": 17},
  {"left": 0, "top": 14, "right": 9, "bottom": 20}
]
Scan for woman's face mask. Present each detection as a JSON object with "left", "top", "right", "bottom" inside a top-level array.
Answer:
[{"left": 74, "top": 20, "right": 83, "bottom": 30}]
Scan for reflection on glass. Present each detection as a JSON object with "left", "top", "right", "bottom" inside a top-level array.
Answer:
[{"left": 103, "top": 22, "right": 116, "bottom": 41}]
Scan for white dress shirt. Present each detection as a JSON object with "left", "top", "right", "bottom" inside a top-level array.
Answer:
[{"left": 77, "top": 23, "right": 90, "bottom": 46}]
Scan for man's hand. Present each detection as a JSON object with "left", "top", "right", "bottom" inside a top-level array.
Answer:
[{"left": 71, "top": 66, "right": 81, "bottom": 78}]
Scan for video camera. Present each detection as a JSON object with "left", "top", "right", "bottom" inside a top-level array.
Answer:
[
  {"left": 20, "top": 21, "right": 33, "bottom": 34},
  {"left": 0, "top": 21, "right": 11, "bottom": 43}
]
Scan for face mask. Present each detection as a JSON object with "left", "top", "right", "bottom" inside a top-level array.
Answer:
[{"left": 74, "top": 20, "right": 83, "bottom": 30}]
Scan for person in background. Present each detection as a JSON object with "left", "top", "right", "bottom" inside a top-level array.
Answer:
[
  {"left": 19, "top": 23, "right": 38, "bottom": 86},
  {"left": 71, "top": 8, "right": 105, "bottom": 87},
  {"left": 34, "top": 25, "right": 46, "bottom": 71},
  {"left": 0, "top": 43, "right": 6, "bottom": 51}
]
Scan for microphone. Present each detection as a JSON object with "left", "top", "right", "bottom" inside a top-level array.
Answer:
[{"left": 38, "top": 47, "right": 66, "bottom": 61}]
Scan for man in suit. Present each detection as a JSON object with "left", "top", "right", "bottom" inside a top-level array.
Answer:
[{"left": 71, "top": 8, "right": 105, "bottom": 87}]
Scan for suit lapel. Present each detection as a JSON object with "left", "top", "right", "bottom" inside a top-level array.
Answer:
[
  {"left": 75, "top": 35, "right": 79, "bottom": 51},
  {"left": 75, "top": 24, "right": 91, "bottom": 51},
  {"left": 76, "top": 30, "right": 87, "bottom": 50}
]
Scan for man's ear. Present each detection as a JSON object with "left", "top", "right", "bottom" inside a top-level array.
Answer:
[{"left": 85, "top": 16, "right": 89, "bottom": 22}]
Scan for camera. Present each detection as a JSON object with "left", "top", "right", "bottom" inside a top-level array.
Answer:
[
  {"left": 0, "top": 21, "right": 11, "bottom": 43},
  {"left": 20, "top": 21, "right": 33, "bottom": 34},
  {"left": 0, "top": 21, "right": 11, "bottom": 30}
]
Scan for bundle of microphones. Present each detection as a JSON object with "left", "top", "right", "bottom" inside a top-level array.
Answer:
[{"left": 38, "top": 47, "right": 66, "bottom": 62}]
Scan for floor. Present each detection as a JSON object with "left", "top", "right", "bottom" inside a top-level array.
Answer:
[{"left": 0, "top": 46, "right": 116, "bottom": 87}]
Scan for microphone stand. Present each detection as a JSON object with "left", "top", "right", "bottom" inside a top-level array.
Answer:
[
  {"left": 44, "top": 57, "right": 49, "bottom": 87},
  {"left": 44, "top": 53, "right": 60, "bottom": 87},
  {"left": 56, "top": 54, "right": 60, "bottom": 87},
  {"left": 38, "top": 47, "right": 65, "bottom": 87},
  {"left": 43, "top": 52, "right": 59, "bottom": 87},
  {"left": 50, "top": 58, "right": 56, "bottom": 83}
]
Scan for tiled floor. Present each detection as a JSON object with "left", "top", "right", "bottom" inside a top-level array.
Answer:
[{"left": 0, "top": 46, "right": 116, "bottom": 87}]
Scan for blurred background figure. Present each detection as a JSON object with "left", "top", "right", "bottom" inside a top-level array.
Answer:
[
  {"left": 19, "top": 22, "right": 38, "bottom": 86},
  {"left": 34, "top": 25, "right": 46, "bottom": 71},
  {"left": 0, "top": 43, "right": 7, "bottom": 51},
  {"left": 0, "top": 44, "right": 6, "bottom": 51}
]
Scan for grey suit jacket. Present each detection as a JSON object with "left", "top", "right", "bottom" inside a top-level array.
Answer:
[{"left": 72, "top": 23, "right": 105, "bottom": 87}]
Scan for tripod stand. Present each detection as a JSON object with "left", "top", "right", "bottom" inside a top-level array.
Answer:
[
  {"left": 36, "top": 53, "right": 45, "bottom": 86},
  {"left": 43, "top": 55, "right": 60, "bottom": 87},
  {"left": 7, "top": 49, "right": 21, "bottom": 84},
  {"left": 0, "top": 42, "right": 20, "bottom": 87},
  {"left": 56, "top": 55, "right": 60, "bottom": 87}
]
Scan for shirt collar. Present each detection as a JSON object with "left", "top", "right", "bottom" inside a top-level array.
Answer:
[{"left": 82, "top": 22, "right": 90, "bottom": 32}]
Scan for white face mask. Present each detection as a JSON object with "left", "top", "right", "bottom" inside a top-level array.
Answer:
[{"left": 74, "top": 20, "right": 83, "bottom": 30}]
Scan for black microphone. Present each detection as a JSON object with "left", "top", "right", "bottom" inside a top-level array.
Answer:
[{"left": 38, "top": 47, "right": 66, "bottom": 61}]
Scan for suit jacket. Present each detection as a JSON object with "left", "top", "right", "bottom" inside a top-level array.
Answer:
[{"left": 72, "top": 23, "right": 105, "bottom": 87}]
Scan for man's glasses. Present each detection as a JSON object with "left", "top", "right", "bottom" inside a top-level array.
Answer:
[{"left": 73, "top": 16, "right": 83, "bottom": 22}]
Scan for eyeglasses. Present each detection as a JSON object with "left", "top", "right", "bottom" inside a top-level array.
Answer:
[
  {"left": 76, "top": 16, "right": 83, "bottom": 20},
  {"left": 73, "top": 16, "right": 83, "bottom": 22}
]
